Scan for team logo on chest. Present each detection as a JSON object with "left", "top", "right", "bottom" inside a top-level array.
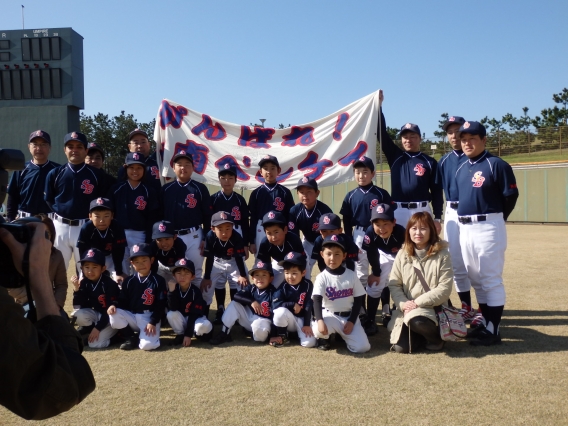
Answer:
[
  {"left": 98, "top": 294, "right": 107, "bottom": 308},
  {"left": 81, "top": 179, "right": 94, "bottom": 194},
  {"left": 185, "top": 193, "right": 197, "bottom": 208},
  {"left": 364, "top": 235, "right": 370, "bottom": 244},
  {"left": 370, "top": 199, "right": 379, "bottom": 209},
  {"left": 273, "top": 197, "right": 285, "bottom": 211},
  {"left": 288, "top": 221, "right": 295, "bottom": 230},
  {"left": 151, "top": 166, "right": 159, "bottom": 178},
  {"left": 260, "top": 301, "right": 270, "bottom": 317},
  {"left": 472, "top": 171, "right": 485, "bottom": 187},
  {"left": 312, "top": 222, "right": 319, "bottom": 231},
  {"left": 414, "top": 163, "right": 426, "bottom": 176},
  {"left": 142, "top": 288, "right": 154, "bottom": 305},
  {"left": 135, "top": 196, "right": 147, "bottom": 210},
  {"left": 231, "top": 206, "right": 241, "bottom": 221},
  {"left": 185, "top": 302, "right": 192, "bottom": 313}
]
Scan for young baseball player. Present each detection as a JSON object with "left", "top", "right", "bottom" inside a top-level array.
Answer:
[
  {"left": 271, "top": 252, "right": 316, "bottom": 348},
  {"left": 7, "top": 130, "right": 59, "bottom": 221},
  {"left": 85, "top": 142, "right": 117, "bottom": 194},
  {"left": 107, "top": 243, "right": 167, "bottom": 350},
  {"left": 248, "top": 155, "right": 295, "bottom": 255},
  {"left": 199, "top": 211, "right": 248, "bottom": 324},
  {"left": 312, "top": 234, "right": 370, "bottom": 353},
  {"left": 377, "top": 90, "right": 443, "bottom": 231},
  {"left": 166, "top": 258, "right": 213, "bottom": 347},
  {"left": 362, "top": 203, "right": 405, "bottom": 335},
  {"left": 311, "top": 213, "right": 359, "bottom": 273},
  {"left": 76, "top": 198, "right": 127, "bottom": 283},
  {"left": 209, "top": 259, "right": 278, "bottom": 345},
  {"left": 44, "top": 131, "right": 104, "bottom": 269},
  {"left": 339, "top": 155, "right": 393, "bottom": 291},
  {"left": 161, "top": 150, "right": 212, "bottom": 289},
  {"left": 71, "top": 248, "right": 120, "bottom": 348},
  {"left": 455, "top": 121, "right": 518, "bottom": 346},
  {"left": 256, "top": 210, "right": 305, "bottom": 288},
  {"left": 149, "top": 220, "right": 187, "bottom": 287},
  {"left": 435, "top": 116, "right": 476, "bottom": 323},
  {"left": 116, "top": 128, "right": 162, "bottom": 192},
  {"left": 109, "top": 152, "right": 160, "bottom": 275},
  {"left": 288, "top": 176, "right": 333, "bottom": 280},
  {"left": 210, "top": 164, "right": 250, "bottom": 258}
]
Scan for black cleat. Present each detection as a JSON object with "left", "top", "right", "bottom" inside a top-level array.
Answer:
[
  {"left": 120, "top": 338, "right": 139, "bottom": 350},
  {"left": 270, "top": 336, "right": 290, "bottom": 348},
  {"left": 171, "top": 334, "right": 184, "bottom": 346},
  {"left": 209, "top": 331, "right": 232, "bottom": 345},
  {"left": 317, "top": 338, "right": 331, "bottom": 351},
  {"left": 466, "top": 325, "right": 487, "bottom": 339},
  {"left": 470, "top": 329, "right": 502, "bottom": 346},
  {"left": 213, "top": 307, "right": 224, "bottom": 325},
  {"left": 364, "top": 321, "right": 379, "bottom": 336},
  {"left": 77, "top": 325, "right": 94, "bottom": 335}
]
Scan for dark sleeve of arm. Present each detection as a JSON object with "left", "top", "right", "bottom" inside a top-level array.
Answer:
[
  {"left": 303, "top": 283, "right": 314, "bottom": 324},
  {"left": 72, "top": 283, "right": 89, "bottom": 307},
  {"left": 76, "top": 226, "right": 88, "bottom": 256},
  {"left": 52, "top": 251, "right": 68, "bottom": 308},
  {"left": 312, "top": 295, "right": 323, "bottom": 321},
  {"left": 0, "top": 287, "right": 96, "bottom": 421},
  {"left": 203, "top": 256, "right": 214, "bottom": 280},
  {"left": 234, "top": 255, "right": 247, "bottom": 277},
  {"left": 7, "top": 172, "right": 19, "bottom": 221},
  {"left": 348, "top": 295, "right": 365, "bottom": 323},
  {"left": 44, "top": 170, "right": 55, "bottom": 210},
  {"left": 377, "top": 108, "right": 400, "bottom": 164},
  {"left": 256, "top": 241, "right": 270, "bottom": 263},
  {"left": 248, "top": 191, "right": 258, "bottom": 243},
  {"left": 503, "top": 194, "right": 519, "bottom": 221},
  {"left": 167, "top": 286, "right": 180, "bottom": 311},
  {"left": 201, "top": 187, "right": 212, "bottom": 241},
  {"left": 340, "top": 198, "right": 353, "bottom": 237},
  {"left": 284, "top": 190, "right": 295, "bottom": 220},
  {"left": 233, "top": 286, "right": 255, "bottom": 306},
  {"left": 112, "top": 228, "right": 126, "bottom": 276},
  {"left": 429, "top": 161, "right": 444, "bottom": 219},
  {"left": 365, "top": 241, "right": 382, "bottom": 276},
  {"left": 241, "top": 199, "right": 251, "bottom": 245},
  {"left": 94, "top": 311, "right": 110, "bottom": 331},
  {"left": 149, "top": 282, "right": 167, "bottom": 326}
]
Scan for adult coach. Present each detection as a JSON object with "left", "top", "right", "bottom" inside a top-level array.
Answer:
[
  {"left": 378, "top": 91, "right": 443, "bottom": 232},
  {"left": 435, "top": 116, "right": 475, "bottom": 321},
  {"left": 455, "top": 121, "right": 518, "bottom": 346},
  {"left": 45, "top": 132, "right": 104, "bottom": 269},
  {"left": 117, "top": 128, "right": 162, "bottom": 192},
  {"left": 6, "top": 130, "right": 59, "bottom": 221}
]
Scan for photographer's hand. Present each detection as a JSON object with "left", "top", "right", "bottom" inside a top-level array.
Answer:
[{"left": 0, "top": 222, "right": 59, "bottom": 319}]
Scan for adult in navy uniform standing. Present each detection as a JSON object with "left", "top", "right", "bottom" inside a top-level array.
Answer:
[
  {"left": 7, "top": 130, "right": 59, "bottom": 221},
  {"left": 455, "top": 121, "right": 518, "bottom": 346},
  {"left": 377, "top": 90, "right": 443, "bottom": 231},
  {"left": 161, "top": 150, "right": 211, "bottom": 289},
  {"left": 45, "top": 132, "right": 104, "bottom": 269},
  {"left": 117, "top": 129, "right": 162, "bottom": 192},
  {"left": 435, "top": 116, "right": 476, "bottom": 321}
]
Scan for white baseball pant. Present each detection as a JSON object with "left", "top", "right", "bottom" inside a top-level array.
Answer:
[
  {"left": 353, "top": 226, "right": 369, "bottom": 287},
  {"left": 72, "top": 308, "right": 117, "bottom": 348},
  {"left": 166, "top": 310, "right": 212, "bottom": 336},
  {"left": 122, "top": 229, "right": 146, "bottom": 275},
  {"left": 366, "top": 251, "right": 395, "bottom": 298},
  {"left": 222, "top": 301, "right": 272, "bottom": 342},
  {"left": 302, "top": 239, "right": 317, "bottom": 280},
  {"left": 444, "top": 202, "right": 471, "bottom": 293},
  {"left": 53, "top": 217, "right": 85, "bottom": 270},
  {"left": 312, "top": 310, "right": 370, "bottom": 353},
  {"left": 177, "top": 228, "right": 204, "bottom": 288},
  {"left": 202, "top": 257, "right": 247, "bottom": 305},
  {"left": 393, "top": 201, "right": 432, "bottom": 229},
  {"left": 109, "top": 308, "right": 161, "bottom": 350},
  {"left": 157, "top": 261, "right": 176, "bottom": 289},
  {"left": 273, "top": 307, "right": 316, "bottom": 347},
  {"left": 254, "top": 220, "right": 264, "bottom": 255},
  {"left": 271, "top": 260, "right": 284, "bottom": 288},
  {"left": 459, "top": 213, "right": 507, "bottom": 306}
]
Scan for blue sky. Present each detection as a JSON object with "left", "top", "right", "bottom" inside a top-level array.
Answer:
[{"left": 2, "top": 0, "right": 567, "bottom": 137}]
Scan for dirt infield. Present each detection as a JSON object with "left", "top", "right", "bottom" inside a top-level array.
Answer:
[{"left": 3, "top": 224, "right": 567, "bottom": 425}]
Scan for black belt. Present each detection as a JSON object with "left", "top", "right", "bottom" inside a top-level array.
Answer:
[
  {"left": 333, "top": 311, "right": 352, "bottom": 317},
  {"left": 177, "top": 227, "right": 198, "bottom": 235},
  {"left": 216, "top": 256, "right": 232, "bottom": 261},
  {"left": 458, "top": 215, "right": 486, "bottom": 224},
  {"left": 54, "top": 214, "right": 84, "bottom": 226},
  {"left": 449, "top": 202, "right": 459, "bottom": 210},
  {"left": 399, "top": 201, "right": 427, "bottom": 209}
]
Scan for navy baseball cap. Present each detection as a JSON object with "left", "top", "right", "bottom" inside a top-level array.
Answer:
[
  {"left": 87, "top": 142, "right": 105, "bottom": 156},
  {"left": 295, "top": 176, "right": 318, "bottom": 191},
  {"left": 249, "top": 259, "right": 274, "bottom": 276},
  {"left": 322, "top": 234, "right": 346, "bottom": 251},
  {"left": 399, "top": 123, "right": 421, "bottom": 136},
  {"left": 152, "top": 220, "right": 175, "bottom": 239},
  {"left": 262, "top": 211, "right": 286, "bottom": 227},
  {"left": 125, "top": 151, "right": 146, "bottom": 166},
  {"left": 172, "top": 149, "right": 194, "bottom": 164},
  {"left": 353, "top": 155, "right": 375, "bottom": 171},
  {"left": 442, "top": 116, "right": 466, "bottom": 131},
  {"left": 318, "top": 213, "right": 341, "bottom": 230},
  {"left": 171, "top": 258, "right": 195, "bottom": 274},
  {"left": 129, "top": 243, "right": 153, "bottom": 259},
  {"left": 79, "top": 248, "right": 106, "bottom": 266},
  {"left": 459, "top": 121, "right": 487, "bottom": 138},
  {"left": 29, "top": 130, "right": 51, "bottom": 145},
  {"left": 89, "top": 197, "right": 114, "bottom": 212},
  {"left": 218, "top": 163, "right": 237, "bottom": 176},
  {"left": 371, "top": 203, "right": 395, "bottom": 221},
  {"left": 211, "top": 211, "right": 233, "bottom": 227},
  {"left": 258, "top": 155, "right": 280, "bottom": 168},
  {"left": 64, "top": 131, "right": 88, "bottom": 148},
  {"left": 128, "top": 128, "right": 149, "bottom": 141},
  {"left": 278, "top": 251, "right": 307, "bottom": 269}
]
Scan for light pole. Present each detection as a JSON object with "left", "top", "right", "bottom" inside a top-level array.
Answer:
[{"left": 259, "top": 119, "right": 266, "bottom": 128}]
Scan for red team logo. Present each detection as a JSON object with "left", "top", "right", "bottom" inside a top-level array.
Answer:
[
  {"left": 364, "top": 235, "right": 371, "bottom": 244},
  {"left": 132, "top": 245, "right": 139, "bottom": 253},
  {"left": 159, "top": 223, "right": 166, "bottom": 232},
  {"left": 227, "top": 248, "right": 234, "bottom": 256},
  {"left": 472, "top": 171, "right": 485, "bottom": 187},
  {"left": 302, "top": 176, "right": 309, "bottom": 183},
  {"left": 312, "top": 222, "right": 319, "bottom": 231},
  {"left": 133, "top": 152, "right": 140, "bottom": 160},
  {"left": 135, "top": 196, "right": 147, "bottom": 210},
  {"left": 231, "top": 206, "right": 241, "bottom": 221},
  {"left": 286, "top": 252, "right": 294, "bottom": 259},
  {"left": 142, "top": 288, "right": 154, "bottom": 305},
  {"left": 105, "top": 243, "right": 112, "bottom": 251},
  {"left": 185, "top": 194, "right": 197, "bottom": 208},
  {"left": 150, "top": 166, "right": 159, "bottom": 178},
  {"left": 98, "top": 294, "right": 107, "bottom": 309},
  {"left": 414, "top": 164, "right": 426, "bottom": 176},
  {"left": 370, "top": 199, "right": 379, "bottom": 209},
  {"left": 323, "top": 216, "right": 330, "bottom": 224},
  {"left": 96, "top": 198, "right": 104, "bottom": 205},
  {"left": 185, "top": 302, "right": 192, "bottom": 313},
  {"left": 376, "top": 205, "right": 384, "bottom": 213},
  {"left": 260, "top": 301, "right": 270, "bottom": 317},
  {"left": 298, "top": 292, "right": 306, "bottom": 306},
  {"left": 256, "top": 261, "right": 264, "bottom": 268},
  {"left": 179, "top": 258, "right": 187, "bottom": 265},
  {"left": 87, "top": 249, "right": 95, "bottom": 258},
  {"left": 273, "top": 197, "right": 285, "bottom": 211},
  {"left": 81, "top": 179, "right": 94, "bottom": 194},
  {"left": 330, "top": 235, "right": 338, "bottom": 242},
  {"left": 288, "top": 221, "right": 295, "bottom": 230},
  {"left": 268, "top": 212, "right": 275, "bottom": 219}
]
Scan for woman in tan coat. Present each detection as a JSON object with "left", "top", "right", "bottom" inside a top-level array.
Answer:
[{"left": 388, "top": 212, "right": 454, "bottom": 353}]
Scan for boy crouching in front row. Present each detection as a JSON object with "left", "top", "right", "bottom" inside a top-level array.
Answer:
[
  {"left": 108, "top": 243, "right": 167, "bottom": 351},
  {"left": 210, "top": 259, "right": 277, "bottom": 345},
  {"left": 312, "top": 235, "right": 371, "bottom": 353},
  {"left": 167, "top": 258, "right": 213, "bottom": 347}
]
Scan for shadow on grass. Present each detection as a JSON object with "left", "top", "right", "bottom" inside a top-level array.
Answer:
[{"left": 501, "top": 310, "right": 568, "bottom": 327}]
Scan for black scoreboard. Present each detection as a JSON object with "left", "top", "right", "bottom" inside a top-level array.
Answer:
[{"left": 0, "top": 27, "right": 84, "bottom": 165}]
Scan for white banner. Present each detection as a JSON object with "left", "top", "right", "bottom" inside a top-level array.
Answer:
[{"left": 154, "top": 90, "right": 380, "bottom": 190}]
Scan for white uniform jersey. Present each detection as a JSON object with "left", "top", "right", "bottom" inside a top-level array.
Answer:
[{"left": 313, "top": 268, "right": 365, "bottom": 313}]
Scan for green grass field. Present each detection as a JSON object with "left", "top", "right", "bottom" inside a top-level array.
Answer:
[{"left": 2, "top": 224, "right": 568, "bottom": 425}]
